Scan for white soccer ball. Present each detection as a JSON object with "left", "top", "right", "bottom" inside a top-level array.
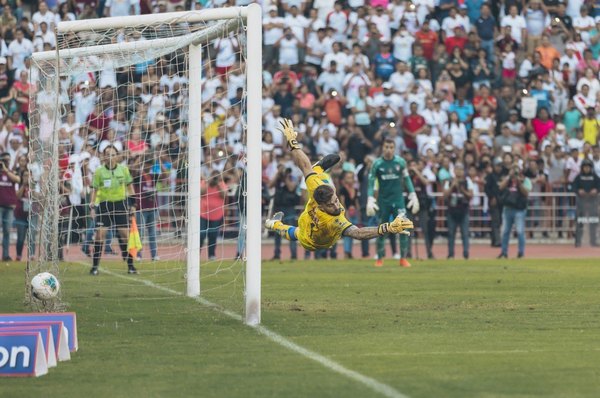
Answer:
[{"left": 31, "top": 272, "right": 60, "bottom": 300}]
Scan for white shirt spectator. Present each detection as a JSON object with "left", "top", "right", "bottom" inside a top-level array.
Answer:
[
  {"left": 105, "top": 0, "right": 133, "bottom": 17},
  {"left": 442, "top": 15, "right": 462, "bottom": 38},
  {"left": 421, "top": 107, "right": 447, "bottom": 136},
  {"left": 560, "top": 53, "right": 579, "bottom": 85},
  {"left": 213, "top": 36, "right": 239, "bottom": 68},
  {"left": 573, "top": 15, "right": 597, "bottom": 44},
  {"left": 443, "top": 122, "right": 468, "bottom": 147},
  {"left": 370, "top": 13, "right": 392, "bottom": 42},
  {"left": 201, "top": 74, "right": 222, "bottom": 103},
  {"left": 348, "top": 10, "right": 368, "bottom": 39},
  {"left": 566, "top": 0, "right": 584, "bottom": 19},
  {"left": 343, "top": 72, "right": 371, "bottom": 103},
  {"left": 501, "top": 14, "right": 527, "bottom": 44},
  {"left": 314, "top": 0, "right": 336, "bottom": 21},
  {"left": 316, "top": 69, "right": 345, "bottom": 93},
  {"left": 389, "top": 70, "right": 414, "bottom": 94},
  {"left": 327, "top": 9, "right": 350, "bottom": 42},
  {"left": 316, "top": 133, "right": 340, "bottom": 156},
  {"left": 305, "top": 35, "right": 333, "bottom": 66},
  {"left": 392, "top": 32, "right": 414, "bottom": 62},
  {"left": 285, "top": 13, "right": 309, "bottom": 43},
  {"left": 263, "top": 15, "right": 285, "bottom": 46},
  {"left": 8, "top": 38, "right": 34, "bottom": 71},
  {"left": 321, "top": 51, "right": 350, "bottom": 71},
  {"left": 33, "top": 29, "right": 56, "bottom": 52},
  {"left": 388, "top": 1, "right": 406, "bottom": 31},
  {"left": 576, "top": 77, "right": 600, "bottom": 101},
  {"left": 32, "top": 10, "right": 55, "bottom": 31},
  {"left": 525, "top": 7, "right": 548, "bottom": 36},
  {"left": 278, "top": 36, "right": 300, "bottom": 65},
  {"left": 565, "top": 156, "right": 582, "bottom": 182},
  {"left": 72, "top": 91, "right": 97, "bottom": 125},
  {"left": 414, "top": 0, "right": 435, "bottom": 25},
  {"left": 416, "top": 134, "right": 440, "bottom": 156},
  {"left": 372, "top": 92, "right": 404, "bottom": 119}
]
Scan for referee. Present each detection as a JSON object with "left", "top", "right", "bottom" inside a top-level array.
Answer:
[{"left": 89, "top": 145, "right": 137, "bottom": 275}]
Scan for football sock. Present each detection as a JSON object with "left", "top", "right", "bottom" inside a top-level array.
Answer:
[
  {"left": 93, "top": 242, "right": 102, "bottom": 268},
  {"left": 399, "top": 234, "right": 409, "bottom": 259},
  {"left": 117, "top": 237, "right": 134, "bottom": 267}
]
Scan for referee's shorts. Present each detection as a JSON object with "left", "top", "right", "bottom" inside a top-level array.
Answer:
[{"left": 95, "top": 200, "right": 129, "bottom": 229}]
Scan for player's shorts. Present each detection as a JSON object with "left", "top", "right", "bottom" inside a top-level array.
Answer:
[{"left": 95, "top": 201, "right": 129, "bottom": 229}]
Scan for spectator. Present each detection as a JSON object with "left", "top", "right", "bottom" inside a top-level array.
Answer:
[
  {"left": 498, "top": 164, "right": 532, "bottom": 258},
  {"left": 200, "top": 171, "right": 228, "bottom": 261},
  {"left": 338, "top": 170, "right": 359, "bottom": 259},
  {"left": 443, "top": 162, "right": 473, "bottom": 259},
  {"left": 0, "top": 152, "right": 19, "bottom": 261}
]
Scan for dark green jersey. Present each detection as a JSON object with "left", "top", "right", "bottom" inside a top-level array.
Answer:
[{"left": 368, "top": 155, "right": 414, "bottom": 203}]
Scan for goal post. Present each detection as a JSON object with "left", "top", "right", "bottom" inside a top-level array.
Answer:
[{"left": 29, "top": 5, "right": 262, "bottom": 324}]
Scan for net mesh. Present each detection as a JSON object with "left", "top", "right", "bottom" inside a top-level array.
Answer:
[{"left": 27, "top": 12, "right": 249, "bottom": 312}]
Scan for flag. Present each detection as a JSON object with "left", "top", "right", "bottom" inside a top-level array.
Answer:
[{"left": 128, "top": 216, "right": 143, "bottom": 258}]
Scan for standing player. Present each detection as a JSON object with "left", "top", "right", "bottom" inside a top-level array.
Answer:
[
  {"left": 88, "top": 145, "right": 137, "bottom": 275},
  {"left": 265, "top": 119, "right": 414, "bottom": 251},
  {"left": 366, "top": 138, "right": 419, "bottom": 267}
]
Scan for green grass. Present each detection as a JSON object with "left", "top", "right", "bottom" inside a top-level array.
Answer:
[{"left": 1, "top": 258, "right": 600, "bottom": 398}]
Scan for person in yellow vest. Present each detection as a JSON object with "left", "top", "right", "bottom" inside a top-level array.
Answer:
[{"left": 582, "top": 107, "right": 599, "bottom": 146}]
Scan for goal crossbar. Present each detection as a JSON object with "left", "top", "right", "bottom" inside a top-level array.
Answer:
[
  {"left": 32, "top": 18, "right": 241, "bottom": 66},
  {"left": 56, "top": 7, "right": 250, "bottom": 33}
]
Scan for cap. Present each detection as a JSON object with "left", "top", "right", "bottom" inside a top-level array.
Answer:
[
  {"left": 493, "top": 157, "right": 502, "bottom": 166},
  {"left": 0, "top": 57, "right": 6, "bottom": 65},
  {"left": 582, "top": 158, "right": 593, "bottom": 167},
  {"left": 79, "top": 151, "right": 91, "bottom": 161},
  {"left": 459, "top": 4, "right": 467, "bottom": 9},
  {"left": 268, "top": 5, "right": 277, "bottom": 11},
  {"left": 382, "top": 82, "right": 392, "bottom": 89},
  {"left": 509, "top": 109, "right": 518, "bottom": 115},
  {"left": 556, "top": 123, "right": 566, "bottom": 131}
]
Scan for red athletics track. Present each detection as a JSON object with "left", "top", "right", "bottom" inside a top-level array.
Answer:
[{"left": 27, "top": 240, "right": 598, "bottom": 265}]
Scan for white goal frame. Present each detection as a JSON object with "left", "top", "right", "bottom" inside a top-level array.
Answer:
[{"left": 31, "top": 5, "right": 263, "bottom": 325}]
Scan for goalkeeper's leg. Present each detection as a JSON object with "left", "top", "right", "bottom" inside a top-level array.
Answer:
[
  {"left": 265, "top": 212, "right": 298, "bottom": 242},
  {"left": 375, "top": 204, "right": 391, "bottom": 264}
]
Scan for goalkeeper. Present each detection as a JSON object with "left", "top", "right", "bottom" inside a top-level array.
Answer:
[
  {"left": 265, "top": 119, "right": 413, "bottom": 251},
  {"left": 366, "top": 138, "right": 419, "bottom": 267}
]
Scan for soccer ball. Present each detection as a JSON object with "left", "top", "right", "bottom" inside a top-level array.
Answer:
[{"left": 31, "top": 272, "right": 60, "bottom": 300}]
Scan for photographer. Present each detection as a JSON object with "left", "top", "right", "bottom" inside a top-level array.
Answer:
[
  {"left": 485, "top": 158, "right": 505, "bottom": 247},
  {"left": 409, "top": 159, "right": 436, "bottom": 259},
  {"left": 443, "top": 162, "right": 473, "bottom": 260},
  {"left": 573, "top": 159, "right": 600, "bottom": 247},
  {"left": 0, "top": 152, "right": 19, "bottom": 261},
  {"left": 269, "top": 165, "right": 300, "bottom": 261},
  {"left": 497, "top": 165, "right": 532, "bottom": 259}
]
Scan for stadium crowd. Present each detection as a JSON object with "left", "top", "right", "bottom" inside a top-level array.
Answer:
[{"left": 0, "top": 0, "right": 598, "bottom": 261}]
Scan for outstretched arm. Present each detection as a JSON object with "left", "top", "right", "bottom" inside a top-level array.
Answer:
[
  {"left": 343, "top": 215, "right": 414, "bottom": 240},
  {"left": 279, "top": 119, "right": 313, "bottom": 177}
]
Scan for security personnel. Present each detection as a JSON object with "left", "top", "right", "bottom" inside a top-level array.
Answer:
[
  {"left": 89, "top": 145, "right": 137, "bottom": 275},
  {"left": 573, "top": 159, "right": 600, "bottom": 247}
]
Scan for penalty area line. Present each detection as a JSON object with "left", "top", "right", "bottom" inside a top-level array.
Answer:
[{"left": 79, "top": 262, "right": 410, "bottom": 398}]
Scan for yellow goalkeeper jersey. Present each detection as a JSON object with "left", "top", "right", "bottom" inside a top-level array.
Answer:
[{"left": 297, "top": 173, "right": 352, "bottom": 251}]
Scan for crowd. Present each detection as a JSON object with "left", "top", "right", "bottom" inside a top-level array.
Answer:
[{"left": 0, "top": 0, "right": 599, "bottom": 261}]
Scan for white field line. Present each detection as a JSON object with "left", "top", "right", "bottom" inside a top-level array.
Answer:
[{"left": 81, "top": 262, "right": 409, "bottom": 398}]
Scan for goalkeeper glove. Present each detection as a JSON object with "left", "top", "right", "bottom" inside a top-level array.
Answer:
[
  {"left": 407, "top": 192, "right": 420, "bottom": 214},
  {"left": 366, "top": 196, "right": 379, "bottom": 217},
  {"left": 278, "top": 118, "right": 301, "bottom": 150},
  {"left": 378, "top": 215, "right": 413, "bottom": 236}
]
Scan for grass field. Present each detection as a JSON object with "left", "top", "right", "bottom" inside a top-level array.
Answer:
[{"left": 1, "top": 257, "right": 600, "bottom": 398}]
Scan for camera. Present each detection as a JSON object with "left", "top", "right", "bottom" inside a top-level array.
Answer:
[
  {"left": 389, "top": 121, "right": 396, "bottom": 128},
  {"left": 331, "top": 90, "right": 338, "bottom": 97}
]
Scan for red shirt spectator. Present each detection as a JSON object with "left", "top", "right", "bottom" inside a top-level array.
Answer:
[
  {"left": 200, "top": 177, "right": 228, "bottom": 221},
  {"left": 414, "top": 24, "right": 438, "bottom": 60},
  {"left": 402, "top": 102, "right": 426, "bottom": 150}
]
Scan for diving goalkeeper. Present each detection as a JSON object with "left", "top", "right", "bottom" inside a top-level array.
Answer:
[{"left": 265, "top": 119, "right": 413, "bottom": 251}]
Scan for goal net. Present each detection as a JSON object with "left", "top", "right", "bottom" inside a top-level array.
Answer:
[{"left": 27, "top": 6, "right": 263, "bottom": 324}]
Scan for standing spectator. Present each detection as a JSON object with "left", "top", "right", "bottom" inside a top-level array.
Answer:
[
  {"left": 263, "top": 6, "right": 285, "bottom": 69},
  {"left": 32, "top": 1, "right": 55, "bottom": 33},
  {"left": 0, "top": 153, "right": 19, "bottom": 261},
  {"left": 133, "top": 158, "right": 159, "bottom": 261},
  {"left": 525, "top": 0, "right": 549, "bottom": 54},
  {"left": 338, "top": 170, "right": 359, "bottom": 259},
  {"left": 7, "top": 28, "right": 34, "bottom": 72},
  {"left": 485, "top": 157, "right": 505, "bottom": 247},
  {"left": 474, "top": 3, "right": 497, "bottom": 62},
  {"left": 414, "top": 19, "right": 438, "bottom": 61},
  {"left": 402, "top": 101, "right": 426, "bottom": 155},
  {"left": 284, "top": 6, "right": 309, "bottom": 64},
  {"left": 443, "top": 162, "right": 473, "bottom": 259},
  {"left": 498, "top": 165, "right": 532, "bottom": 259},
  {"left": 573, "top": 159, "right": 600, "bottom": 247},
  {"left": 200, "top": 171, "right": 228, "bottom": 261},
  {"left": 582, "top": 107, "right": 599, "bottom": 146},
  {"left": 501, "top": 5, "right": 527, "bottom": 47},
  {"left": 409, "top": 159, "right": 436, "bottom": 259}
]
